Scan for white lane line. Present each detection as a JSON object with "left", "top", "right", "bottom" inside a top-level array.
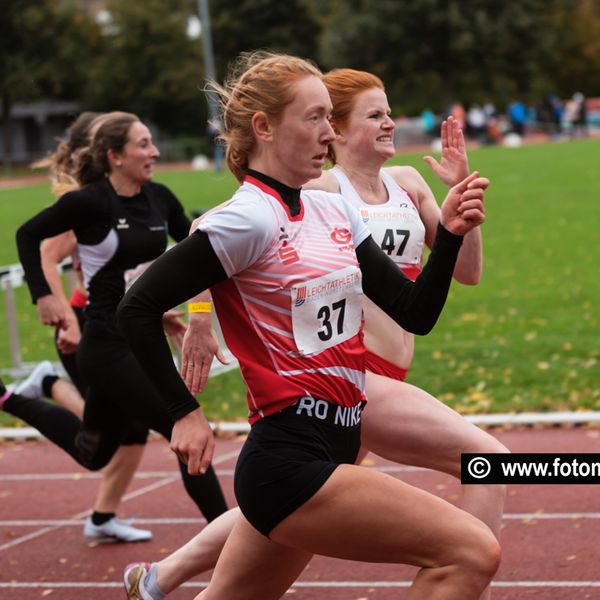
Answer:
[
  {"left": 2, "top": 581, "right": 600, "bottom": 589},
  {"left": 118, "top": 477, "right": 181, "bottom": 502},
  {"left": 0, "top": 469, "right": 236, "bottom": 481},
  {"left": 0, "top": 463, "right": 422, "bottom": 482},
  {"left": 2, "top": 512, "right": 600, "bottom": 528},
  {"left": 0, "top": 477, "right": 176, "bottom": 553},
  {"left": 503, "top": 513, "right": 600, "bottom": 519},
  {"left": 0, "top": 450, "right": 238, "bottom": 554},
  {"left": 0, "top": 463, "right": 423, "bottom": 482},
  {"left": 0, "top": 518, "right": 206, "bottom": 526},
  {"left": 0, "top": 448, "right": 241, "bottom": 481}
]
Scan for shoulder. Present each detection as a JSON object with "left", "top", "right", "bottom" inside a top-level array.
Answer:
[
  {"left": 301, "top": 188, "right": 348, "bottom": 212},
  {"left": 384, "top": 165, "right": 427, "bottom": 190},
  {"left": 303, "top": 169, "right": 341, "bottom": 193},
  {"left": 199, "top": 185, "right": 277, "bottom": 234},
  {"left": 57, "top": 181, "right": 106, "bottom": 208},
  {"left": 145, "top": 181, "right": 180, "bottom": 203},
  {"left": 230, "top": 184, "right": 276, "bottom": 213},
  {"left": 146, "top": 181, "right": 173, "bottom": 194},
  {"left": 384, "top": 165, "right": 432, "bottom": 209}
]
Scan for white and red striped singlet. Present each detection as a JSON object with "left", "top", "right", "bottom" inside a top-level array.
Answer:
[
  {"left": 197, "top": 176, "right": 371, "bottom": 423},
  {"left": 330, "top": 167, "right": 425, "bottom": 282}
]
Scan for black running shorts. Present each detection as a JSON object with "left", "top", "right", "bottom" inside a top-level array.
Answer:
[{"left": 234, "top": 397, "right": 363, "bottom": 537}]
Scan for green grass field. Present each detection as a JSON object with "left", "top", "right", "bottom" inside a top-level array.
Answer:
[{"left": 1, "top": 138, "right": 598, "bottom": 425}]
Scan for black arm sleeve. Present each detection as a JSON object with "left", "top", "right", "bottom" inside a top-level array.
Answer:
[
  {"left": 357, "top": 223, "right": 463, "bottom": 335},
  {"left": 117, "top": 230, "right": 228, "bottom": 421},
  {"left": 16, "top": 191, "right": 92, "bottom": 303},
  {"left": 163, "top": 185, "right": 193, "bottom": 242}
]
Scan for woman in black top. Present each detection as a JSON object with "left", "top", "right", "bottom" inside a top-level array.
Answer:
[{"left": 10, "top": 112, "right": 227, "bottom": 522}]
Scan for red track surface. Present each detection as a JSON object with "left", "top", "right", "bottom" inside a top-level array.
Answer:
[{"left": 1, "top": 426, "right": 600, "bottom": 599}]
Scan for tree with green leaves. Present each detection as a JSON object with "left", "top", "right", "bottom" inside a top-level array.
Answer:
[
  {"left": 318, "top": 0, "right": 560, "bottom": 114},
  {"left": 551, "top": 0, "right": 600, "bottom": 96},
  {"left": 84, "top": 0, "right": 206, "bottom": 137},
  {"left": 0, "top": 0, "right": 98, "bottom": 171},
  {"left": 210, "top": 0, "right": 322, "bottom": 78}
]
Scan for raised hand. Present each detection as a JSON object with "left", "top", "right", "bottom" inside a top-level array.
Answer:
[
  {"left": 440, "top": 171, "right": 489, "bottom": 236},
  {"left": 423, "top": 116, "right": 469, "bottom": 188}
]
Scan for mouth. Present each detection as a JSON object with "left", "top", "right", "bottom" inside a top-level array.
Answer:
[{"left": 376, "top": 135, "right": 393, "bottom": 142}]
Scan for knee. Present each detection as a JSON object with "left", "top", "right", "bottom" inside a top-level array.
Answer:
[
  {"left": 80, "top": 456, "right": 109, "bottom": 471},
  {"left": 459, "top": 524, "right": 502, "bottom": 583},
  {"left": 75, "top": 430, "right": 110, "bottom": 471},
  {"left": 478, "top": 532, "right": 502, "bottom": 580}
]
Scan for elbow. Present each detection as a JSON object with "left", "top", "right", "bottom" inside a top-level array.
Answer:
[
  {"left": 411, "top": 323, "right": 434, "bottom": 336},
  {"left": 455, "top": 273, "right": 481, "bottom": 286},
  {"left": 454, "top": 261, "right": 483, "bottom": 286},
  {"left": 400, "top": 315, "right": 437, "bottom": 336},
  {"left": 116, "top": 290, "right": 163, "bottom": 340},
  {"left": 15, "top": 225, "right": 27, "bottom": 249}
]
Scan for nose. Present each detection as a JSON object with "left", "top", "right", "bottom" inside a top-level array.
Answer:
[
  {"left": 383, "top": 115, "right": 395, "bottom": 130},
  {"left": 322, "top": 119, "right": 336, "bottom": 144},
  {"left": 151, "top": 143, "right": 160, "bottom": 158}
]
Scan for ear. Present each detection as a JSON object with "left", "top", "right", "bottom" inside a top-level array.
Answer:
[
  {"left": 107, "top": 148, "right": 123, "bottom": 168},
  {"left": 331, "top": 123, "right": 346, "bottom": 144},
  {"left": 334, "top": 130, "right": 347, "bottom": 145},
  {"left": 251, "top": 111, "right": 273, "bottom": 142}
]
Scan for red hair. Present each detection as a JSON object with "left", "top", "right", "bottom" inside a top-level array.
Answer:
[
  {"left": 323, "top": 69, "right": 385, "bottom": 164},
  {"left": 212, "top": 51, "right": 323, "bottom": 183}
]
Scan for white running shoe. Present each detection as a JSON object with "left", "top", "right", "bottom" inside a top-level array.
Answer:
[
  {"left": 123, "top": 562, "right": 155, "bottom": 599},
  {"left": 14, "top": 361, "right": 57, "bottom": 399},
  {"left": 84, "top": 516, "right": 153, "bottom": 543}
]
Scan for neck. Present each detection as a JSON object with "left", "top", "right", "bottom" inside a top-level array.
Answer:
[
  {"left": 249, "top": 154, "right": 305, "bottom": 189},
  {"left": 246, "top": 168, "right": 302, "bottom": 217},
  {"left": 108, "top": 173, "right": 141, "bottom": 197},
  {"left": 337, "top": 161, "right": 384, "bottom": 193},
  {"left": 335, "top": 148, "right": 385, "bottom": 187}
]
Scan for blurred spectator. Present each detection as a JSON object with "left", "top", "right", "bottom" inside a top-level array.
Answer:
[
  {"left": 466, "top": 104, "right": 486, "bottom": 142},
  {"left": 563, "top": 93, "right": 588, "bottom": 138},
  {"left": 483, "top": 100, "right": 497, "bottom": 120},
  {"left": 485, "top": 116, "right": 502, "bottom": 145},
  {"left": 572, "top": 92, "right": 588, "bottom": 138},
  {"left": 450, "top": 101, "right": 465, "bottom": 129},
  {"left": 207, "top": 118, "right": 224, "bottom": 172},
  {"left": 551, "top": 96, "right": 565, "bottom": 136},
  {"left": 421, "top": 108, "right": 436, "bottom": 139},
  {"left": 507, "top": 99, "right": 527, "bottom": 135},
  {"left": 536, "top": 95, "right": 562, "bottom": 138}
]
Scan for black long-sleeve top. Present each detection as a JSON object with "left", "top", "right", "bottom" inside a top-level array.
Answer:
[{"left": 16, "top": 178, "right": 190, "bottom": 327}]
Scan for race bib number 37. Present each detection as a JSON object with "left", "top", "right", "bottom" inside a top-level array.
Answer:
[{"left": 291, "top": 266, "right": 363, "bottom": 355}]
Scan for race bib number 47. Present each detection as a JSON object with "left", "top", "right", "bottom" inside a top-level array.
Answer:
[{"left": 291, "top": 266, "right": 363, "bottom": 355}]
